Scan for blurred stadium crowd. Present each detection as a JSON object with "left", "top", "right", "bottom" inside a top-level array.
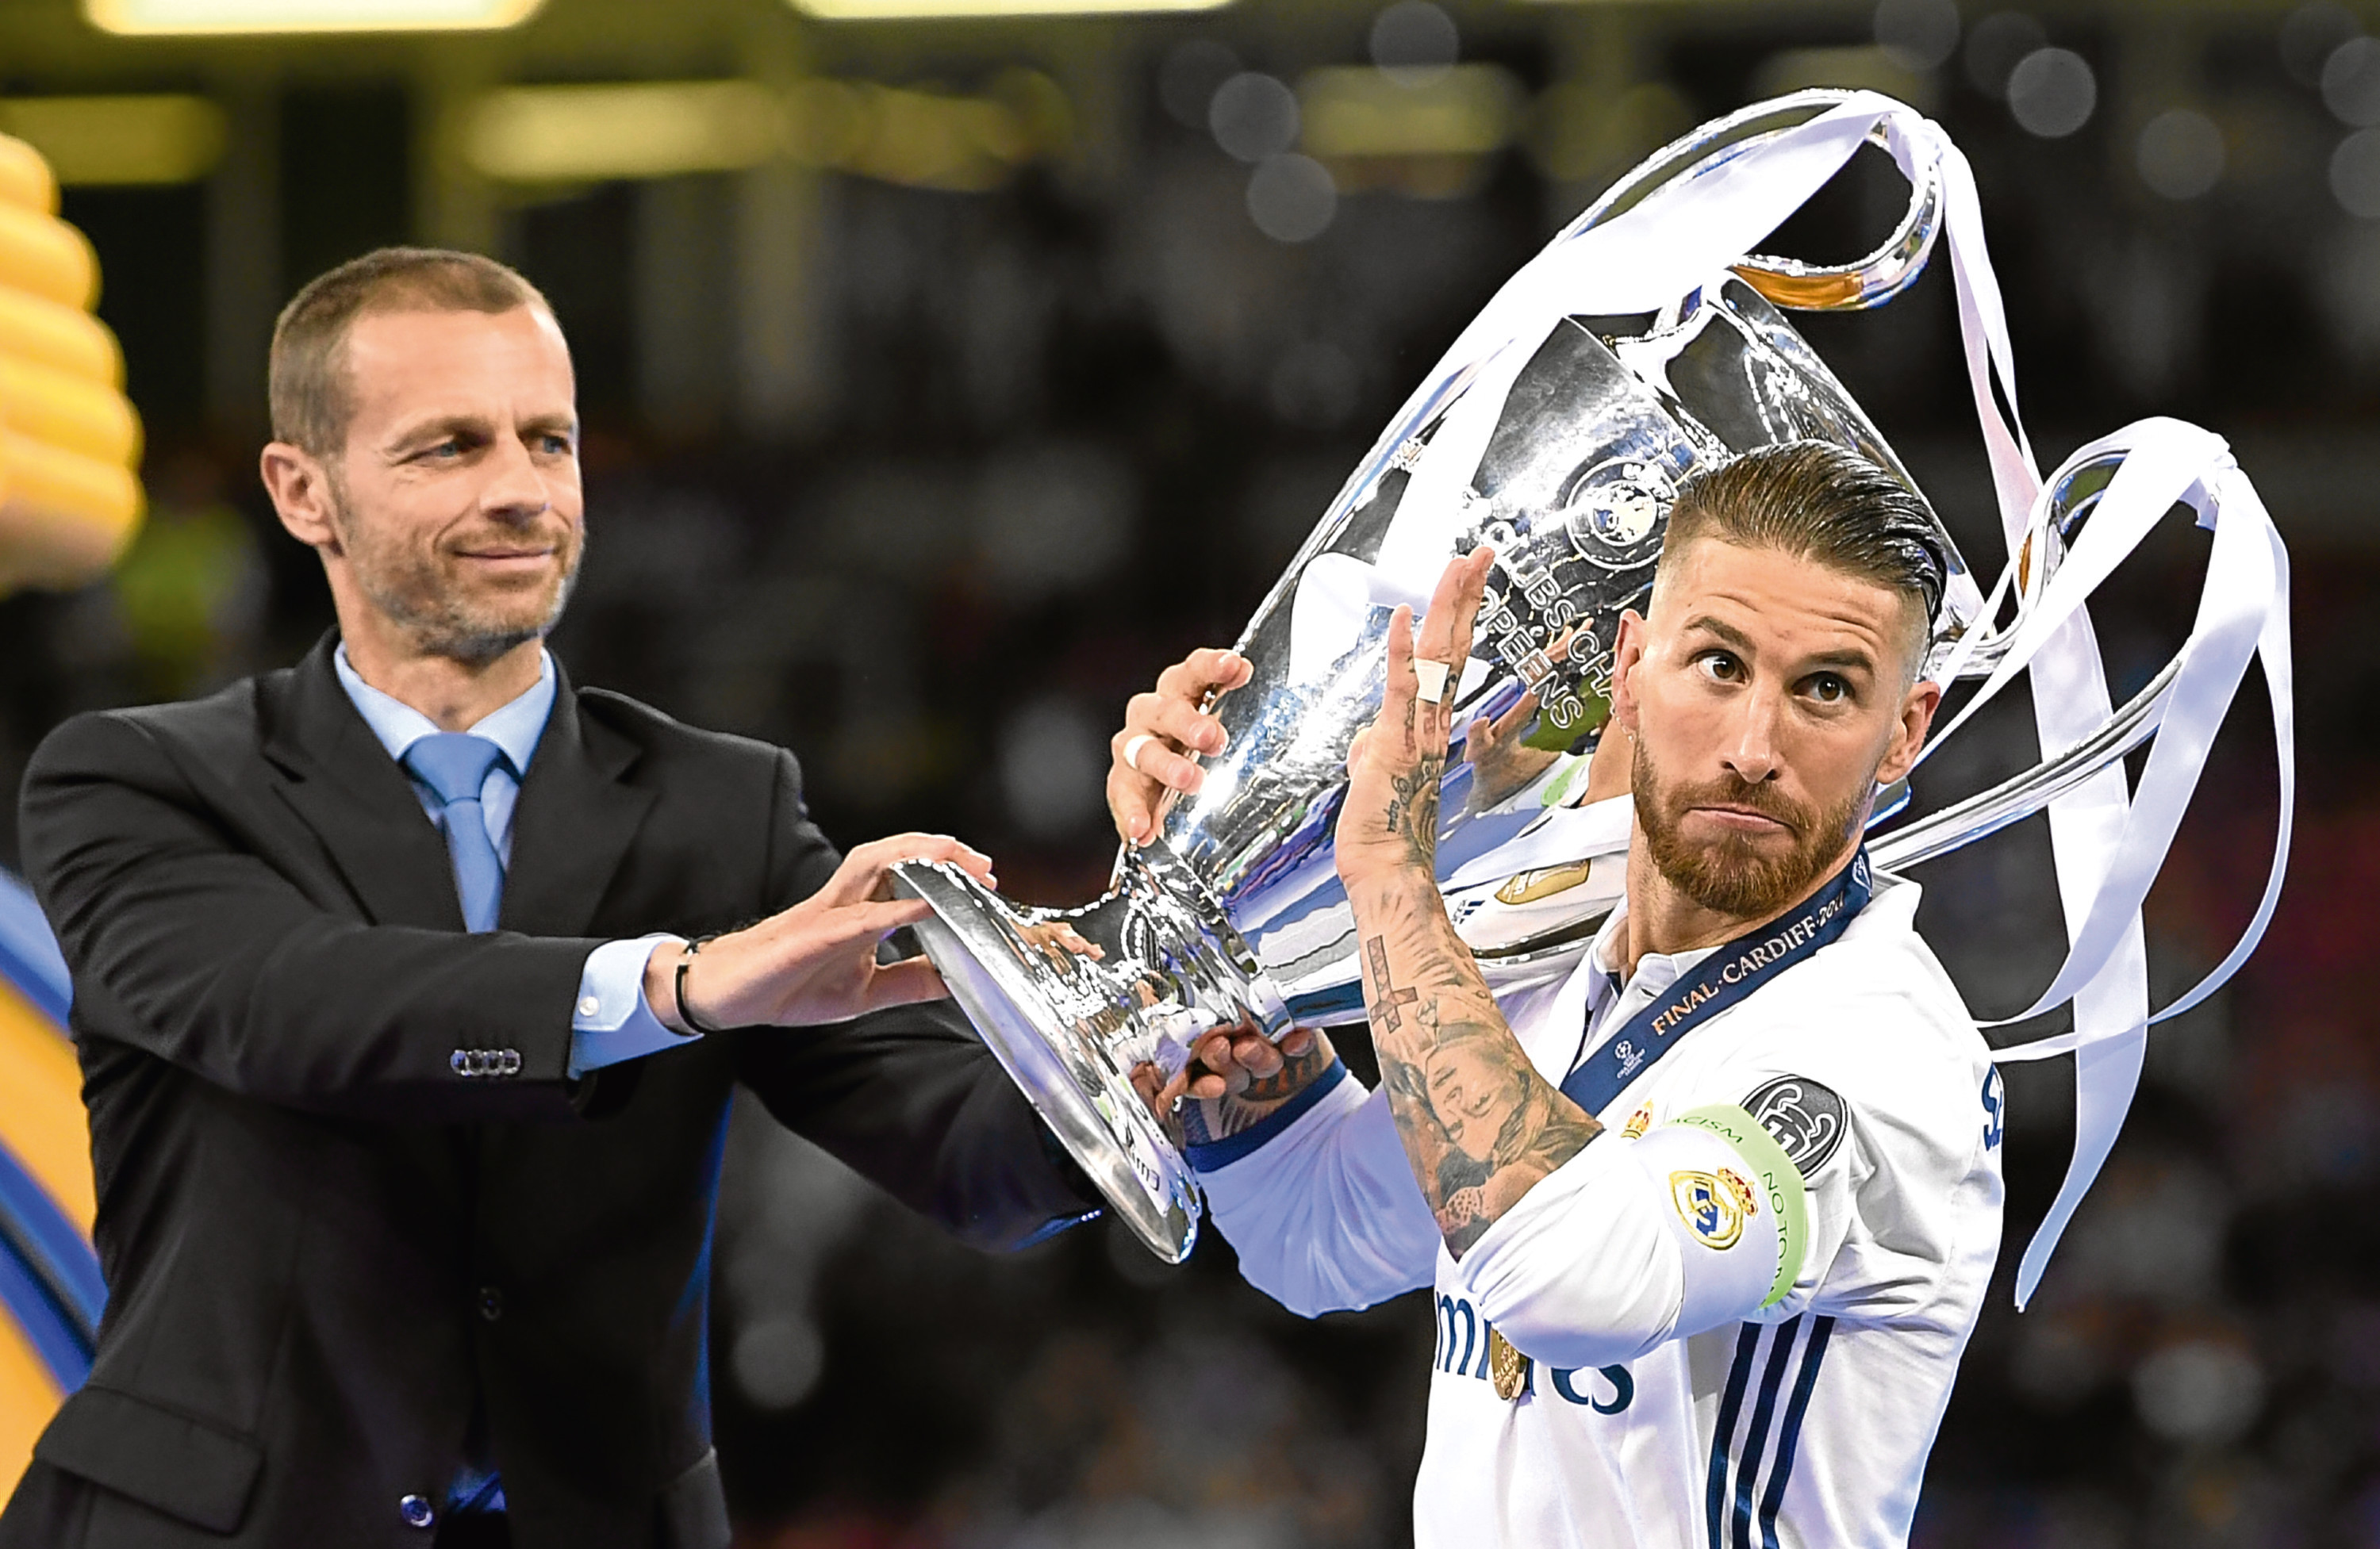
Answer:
[{"left": 2, "top": 0, "right": 2377, "bottom": 1543}]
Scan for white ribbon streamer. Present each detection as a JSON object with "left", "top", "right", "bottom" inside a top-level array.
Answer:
[{"left": 1904, "top": 422, "right": 2294, "bottom": 1305}]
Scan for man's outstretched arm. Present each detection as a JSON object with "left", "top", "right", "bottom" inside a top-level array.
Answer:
[{"left": 1336, "top": 548, "right": 1603, "bottom": 1258}]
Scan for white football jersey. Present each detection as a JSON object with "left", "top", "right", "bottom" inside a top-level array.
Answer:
[{"left": 1194, "top": 874, "right": 2006, "bottom": 1549}]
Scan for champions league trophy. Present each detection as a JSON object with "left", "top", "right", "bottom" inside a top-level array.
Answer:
[{"left": 894, "top": 91, "right": 2294, "bottom": 1283}]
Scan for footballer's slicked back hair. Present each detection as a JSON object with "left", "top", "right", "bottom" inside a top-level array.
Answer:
[
  {"left": 1657, "top": 440, "right": 1948, "bottom": 668},
  {"left": 269, "top": 247, "right": 551, "bottom": 457}
]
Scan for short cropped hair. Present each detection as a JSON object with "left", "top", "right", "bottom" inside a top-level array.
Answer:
[
  {"left": 268, "top": 247, "right": 551, "bottom": 456},
  {"left": 1657, "top": 440, "right": 1948, "bottom": 668}
]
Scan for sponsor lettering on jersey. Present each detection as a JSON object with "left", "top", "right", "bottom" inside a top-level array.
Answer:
[
  {"left": 1741, "top": 1075, "right": 1847, "bottom": 1173},
  {"left": 1669, "top": 1169, "right": 1749, "bottom": 1249},
  {"left": 1982, "top": 1067, "right": 2005, "bottom": 1150},
  {"left": 1432, "top": 1294, "right": 1633, "bottom": 1412}
]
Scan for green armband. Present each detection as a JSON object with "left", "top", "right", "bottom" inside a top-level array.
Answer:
[{"left": 1668, "top": 1103, "right": 1808, "bottom": 1310}]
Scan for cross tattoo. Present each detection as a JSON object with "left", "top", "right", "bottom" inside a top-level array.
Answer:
[{"left": 1365, "top": 936, "right": 1419, "bottom": 1033}]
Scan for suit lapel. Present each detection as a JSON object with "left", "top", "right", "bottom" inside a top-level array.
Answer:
[
  {"left": 501, "top": 665, "right": 655, "bottom": 938},
  {"left": 261, "top": 637, "right": 466, "bottom": 930}
]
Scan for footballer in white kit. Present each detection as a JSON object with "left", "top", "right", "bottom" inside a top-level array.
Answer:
[{"left": 1109, "top": 443, "right": 2006, "bottom": 1549}]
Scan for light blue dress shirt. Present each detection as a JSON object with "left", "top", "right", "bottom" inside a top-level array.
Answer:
[{"left": 332, "top": 646, "right": 690, "bottom": 1078}]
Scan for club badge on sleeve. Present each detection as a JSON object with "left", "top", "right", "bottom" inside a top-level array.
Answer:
[{"left": 1668, "top": 1168, "right": 1758, "bottom": 1251}]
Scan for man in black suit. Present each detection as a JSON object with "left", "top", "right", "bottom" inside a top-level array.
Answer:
[{"left": 0, "top": 248, "right": 1098, "bottom": 1549}]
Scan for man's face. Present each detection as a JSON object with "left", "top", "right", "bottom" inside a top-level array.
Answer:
[
  {"left": 1612, "top": 536, "right": 1938, "bottom": 922},
  {"left": 1426, "top": 1037, "right": 1526, "bottom": 1164},
  {"left": 322, "top": 305, "right": 583, "bottom": 662}
]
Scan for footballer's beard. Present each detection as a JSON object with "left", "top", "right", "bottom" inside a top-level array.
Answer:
[
  {"left": 1631, "top": 736, "right": 1866, "bottom": 923},
  {"left": 328, "top": 481, "right": 582, "bottom": 666}
]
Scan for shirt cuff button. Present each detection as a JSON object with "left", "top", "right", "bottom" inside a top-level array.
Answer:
[{"left": 578, "top": 995, "right": 601, "bottom": 1017}]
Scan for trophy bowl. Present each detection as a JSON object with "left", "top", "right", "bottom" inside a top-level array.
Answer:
[{"left": 893, "top": 93, "right": 1992, "bottom": 1261}]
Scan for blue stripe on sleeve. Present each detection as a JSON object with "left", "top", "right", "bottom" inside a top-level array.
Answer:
[
  {"left": 1706, "top": 1324, "right": 1763, "bottom": 1549},
  {"left": 1732, "top": 1316, "right": 1805, "bottom": 1549},
  {"left": 1184, "top": 1059, "right": 1349, "bottom": 1172},
  {"left": 1758, "top": 1316, "right": 1835, "bottom": 1549}
]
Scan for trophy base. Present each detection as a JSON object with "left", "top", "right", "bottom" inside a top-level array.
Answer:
[{"left": 892, "top": 844, "right": 1286, "bottom": 1263}]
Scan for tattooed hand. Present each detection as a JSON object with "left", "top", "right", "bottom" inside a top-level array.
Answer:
[
  {"left": 1335, "top": 547, "right": 1497, "bottom": 889},
  {"left": 1127, "top": 1025, "right": 1336, "bottom": 1151}
]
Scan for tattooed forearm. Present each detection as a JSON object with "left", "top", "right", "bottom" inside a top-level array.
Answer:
[
  {"left": 1177, "top": 1032, "right": 1338, "bottom": 1147},
  {"left": 1355, "top": 874, "right": 1602, "bottom": 1257}
]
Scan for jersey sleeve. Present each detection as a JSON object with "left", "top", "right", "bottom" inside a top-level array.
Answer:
[
  {"left": 1452, "top": 1105, "right": 1808, "bottom": 1369},
  {"left": 1455, "top": 980, "right": 1995, "bottom": 1365},
  {"left": 1192, "top": 1064, "right": 1445, "bottom": 1317},
  {"left": 1731, "top": 1024, "right": 1999, "bottom": 1329}
]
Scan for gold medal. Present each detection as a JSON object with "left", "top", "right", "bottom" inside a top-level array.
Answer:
[{"left": 1488, "top": 1329, "right": 1530, "bottom": 1401}]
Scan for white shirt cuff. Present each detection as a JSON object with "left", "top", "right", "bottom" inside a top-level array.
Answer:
[{"left": 567, "top": 934, "right": 688, "bottom": 1079}]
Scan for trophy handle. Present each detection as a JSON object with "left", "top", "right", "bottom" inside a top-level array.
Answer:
[
  {"left": 1565, "top": 89, "right": 1945, "bottom": 316},
  {"left": 1730, "top": 139, "right": 1941, "bottom": 313},
  {"left": 1726, "top": 105, "right": 1944, "bottom": 312}
]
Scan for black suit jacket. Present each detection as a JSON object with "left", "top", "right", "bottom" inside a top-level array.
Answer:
[{"left": 0, "top": 639, "right": 1094, "bottom": 1549}]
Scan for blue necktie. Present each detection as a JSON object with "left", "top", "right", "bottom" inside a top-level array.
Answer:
[{"left": 403, "top": 733, "right": 509, "bottom": 933}]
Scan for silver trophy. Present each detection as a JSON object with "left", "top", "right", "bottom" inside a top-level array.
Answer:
[{"left": 892, "top": 94, "right": 2169, "bottom": 1260}]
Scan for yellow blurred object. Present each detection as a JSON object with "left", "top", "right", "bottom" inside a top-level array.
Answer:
[
  {"left": 0, "top": 98, "right": 229, "bottom": 188},
  {"left": 0, "top": 133, "right": 146, "bottom": 592},
  {"left": 0, "top": 433, "right": 144, "bottom": 587},
  {"left": 0, "top": 138, "right": 57, "bottom": 215},
  {"left": 0, "top": 288, "right": 125, "bottom": 388},
  {"left": 0, "top": 357, "right": 140, "bottom": 466},
  {"left": 0, "top": 202, "right": 98, "bottom": 311},
  {"left": 0, "top": 1319, "right": 63, "bottom": 1516}
]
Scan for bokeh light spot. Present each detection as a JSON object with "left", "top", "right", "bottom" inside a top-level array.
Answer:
[{"left": 2007, "top": 47, "right": 2097, "bottom": 138}]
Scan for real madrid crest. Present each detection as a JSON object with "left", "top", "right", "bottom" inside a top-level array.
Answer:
[{"left": 1668, "top": 1168, "right": 1759, "bottom": 1250}]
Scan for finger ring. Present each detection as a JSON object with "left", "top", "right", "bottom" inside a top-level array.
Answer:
[
  {"left": 1123, "top": 732, "right": 1157, "bottom": 773},
  {"left": 1413, "top": 658, "right": 1454, "bottom": 705}
]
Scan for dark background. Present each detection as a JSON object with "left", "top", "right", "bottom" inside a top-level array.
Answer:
[{"left": 2, "top": 0, "right": 2373, "bottom": 1543}]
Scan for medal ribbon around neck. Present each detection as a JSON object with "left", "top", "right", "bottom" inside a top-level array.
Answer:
[{"left": 1560, "top": 850, "right": 1874, "bottom": 1118}]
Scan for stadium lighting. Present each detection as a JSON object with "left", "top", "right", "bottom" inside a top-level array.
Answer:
[
  {"left": 83, "top": 0, "right": 543, "bottom": 36},
  {"left": 463, "top": 83, "right": 785, "bottom": 183},
  {"left": 1297, "top": 65, "right": 1522, "bottom": 159},
  {"left": 0, "top": 98, "right": 228, "bottom": 187},
  {"left": 464, "top": 77, "right": 1060, "bottom": 193},
  {"left": 790, "top": 0, "right": 1226, "bottom": 20}
]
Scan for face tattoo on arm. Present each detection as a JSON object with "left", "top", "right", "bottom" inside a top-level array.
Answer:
[
  {"left": 1338, "top": 549, "right": 1603, "bottom": 1257},
  {"left": 1174, "top": 1033, "right": 1341, "bottom": 1146}
]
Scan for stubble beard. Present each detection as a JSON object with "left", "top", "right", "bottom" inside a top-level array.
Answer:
[
  {"left": 1631, "top": 734, "right": 1864, "bottom": 922},
  {"left": 326, "top": 470, "right": 581, "bottom": 666}
]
